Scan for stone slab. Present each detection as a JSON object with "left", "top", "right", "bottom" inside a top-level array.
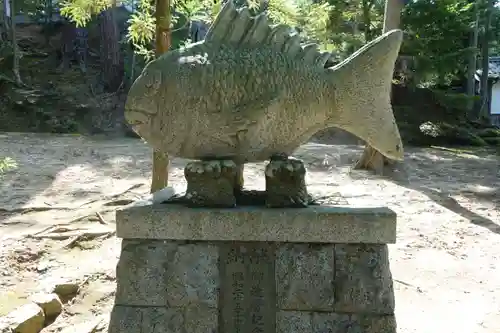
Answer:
[
  {"left": 115, "top": 240, "right": 219, "bottom": 307},
  {"left": 219, "top": 242, "right": 276, "bottom": 333},
  {"left": 276, "top": 311, "right": 396, "bottom": 333},
  {"left": 113, "top": 240, "right": 395, "bottom": 315},
  {"left": 116, "top": 204, "right": 397, "bottom": 244},
  {"left": 108, "top": 304, "right": 218, "bottom": 333},
  {"left": 276, "top": 244, "right": 335, "bottom": 311},
  {"left": 334, "top": 244, "right": 395, "bottom": 314}
]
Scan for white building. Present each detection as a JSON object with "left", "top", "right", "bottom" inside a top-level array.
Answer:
[
  {"left": 488, "top": 57, "right": 500, "bottom": 126},
  {"left": 476, "top": 56, "right": 500, "bottom": 126}
]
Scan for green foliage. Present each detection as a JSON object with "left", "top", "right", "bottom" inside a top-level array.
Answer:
[
  {"left": 59, "top": 0, "right": 332, "bottom": 62},
  {"left": 60, "top": 0, "right": 112, "bottom": 26},
  {"left": 401, "top": 0, "right": 470, "bottom": 85},
  {"left": 482, "top": 136, "right": 500, "bottom": 145},
  {"left": 419, "top": 121, "right": 487, "bottom": 146},
  {"left": 13, "top": 0, "right": 500, "bottom": 91},
  {"left": 477, "top": 128, "right": 500, "bottom": 138},
  {"left": 295, "top": 0, "right": 333, "bottom": 44},
  {"left": 0, "top": 157, "right": 17, "bottom": 174},
  {"left": 432, "top": 90, "right": 480, "bottom": 112},
  {"left": 126, "top": 0, "right": 156, "bottom": 61},
  {"left": 401, "top": 0, "right": 500, "bottom": 87},
  {"left": 264, "top": 0, "right": 298, "bottom": 26}
]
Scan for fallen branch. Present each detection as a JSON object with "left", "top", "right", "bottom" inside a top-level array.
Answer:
[
  {"left": 95, "top": 212, "right": 108, "bottom": 225},
  {"left": 31, "top": 225, "right": 75, "bottom": 236},
  {"left": 76, "top": 183, "right": 145, "bottom": 209},
  {"left": 64, "top": 210, "right": 113, "bottom": 225},
  {"left": 34, "top": 230, "right": 113, "bottom": 241},
  {"left": 394, "top": 279, "right": 424, "bottom": 293},
  {"left": 62, "top": 230, "right": 116, "bottom": 249}
]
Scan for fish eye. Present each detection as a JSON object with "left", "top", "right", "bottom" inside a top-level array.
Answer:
[{"left": 396, "top": 144, "right": 400, "bottom": 151}]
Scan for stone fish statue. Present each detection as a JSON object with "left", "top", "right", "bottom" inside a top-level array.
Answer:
[{"left": 125, "top": 1, "right": 404, "bottom": 208}]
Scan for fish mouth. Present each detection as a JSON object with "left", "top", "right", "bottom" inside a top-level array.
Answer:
[
  {"left": 124, "top": 105, "right": 156, "bottom": 128},
  {"left": 377, "top": 143, "right": 404, "bottom": 161}
]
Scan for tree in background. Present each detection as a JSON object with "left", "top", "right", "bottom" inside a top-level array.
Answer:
[
  {"left": 0, "top": 0, "right": 10, "bottom": 41},
  {"left": 400, "top": 0, "right": 499, "bottom": 116},
  {"left": 466, "top": 1, "right": 480, "bottom": 113},
  {"left": 99, "top": 1, "right": 123, "bottom": 91},
  {"left": 351, "top": 0, "right": 496, "bottom": 173},
  {"left": 402, "top": 0, "right": 478, "bottom": 86},
  {"left": 10, "top": 0, "right": 21, "bottom": 85},
  {"left": 1, "top": 0, "right": 22, "bottom": 85}
]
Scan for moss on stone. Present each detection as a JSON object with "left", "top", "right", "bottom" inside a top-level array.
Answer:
[
  {"left": 418, "top": 121, "right": 487, "bottom": 147},
  {"left": 477, "top": 128, "right": 500, "bottom": 138},
  {"left": 482, "top": 136, "right": 500, "bottom": 146}
]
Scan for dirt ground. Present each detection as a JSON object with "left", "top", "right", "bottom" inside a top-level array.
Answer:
[{"left": 0, "top": 132, "right": 499, "bottom": 333}]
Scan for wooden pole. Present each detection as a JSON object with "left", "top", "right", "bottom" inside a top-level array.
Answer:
[{"left": 150, "top": 0, "right": 171, "bottom": 193}]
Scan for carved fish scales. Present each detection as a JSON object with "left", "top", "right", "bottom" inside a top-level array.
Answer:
[{"left": 125, "top": 0, "right": 404, "bottom": 163}]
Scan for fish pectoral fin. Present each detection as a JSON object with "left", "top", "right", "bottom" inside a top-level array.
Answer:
[
  {"left": 231, "top": 91, "right": 282, "bottom": 118},
  {"left": 211, "top": 90, "right": 282, "bottom": 124},
  {"left": 210, "top": 92, "right": 282, "bottom": 149}
]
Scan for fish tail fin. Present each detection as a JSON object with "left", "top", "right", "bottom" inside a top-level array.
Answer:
[{"left": 330, "top": 29, "right": 404, "bottom": 160}]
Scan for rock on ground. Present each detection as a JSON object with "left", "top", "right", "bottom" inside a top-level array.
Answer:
[
  {"left": 30, "top": 293, "right": 63, "bottom": 319},
  {"left": 0, "top": 303, "right": 45, "bottom": 333}
]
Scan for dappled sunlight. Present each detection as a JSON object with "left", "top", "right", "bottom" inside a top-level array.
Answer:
[{"left": 416, "top": 151, "right": 457, "bottom": 163}]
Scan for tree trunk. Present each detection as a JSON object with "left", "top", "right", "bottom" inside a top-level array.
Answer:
[
  {"left": 1, "top": 0, "right": 10, "bottom": 42},
  {"left": 466, "top": 2, "right": 479, "bottom": 115},
  {"left": 479, "top": 0, "right": 493, "bottom": 122},
  {"left": 353, "top": 0, "right": 404, "bottom": 174},
  {"left": 361, "top": 0, "right": 372, "bottom": 42},
  {"left": 150, "top": 0, "right": 171, "bottom": 193},
  {"left": 128, "top": 0, "right": 137, "bottom": 86},
  {"left": 45, "top": 0, "right": 53, "bottom": 23},
  {"left": 9, "top": 0, "right": 22, "bottom": 85},
  {"left": 99, "top": 4, "right": 123, "bottom": 92}
]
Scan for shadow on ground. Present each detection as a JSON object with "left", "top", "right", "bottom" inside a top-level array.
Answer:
[
  {"left": 380, "top": 147, "right": 499, "bottom": 235},
  {"left": 300, "top": 142, "right": 499, "bottom": 235}
]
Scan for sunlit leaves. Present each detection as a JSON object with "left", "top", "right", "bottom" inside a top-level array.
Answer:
[
  {"left": 0, "top": 157, "right": 17, "bottom": 174},
  {"left": 59, "top": 0, "right": 334, "bottom": 62},
  {"left": 295, "top": 1, "right": 333, "bottom": 42},
  {"left": 60, "top": 0, "right": 111, "bottom": 27},
  {"left": 266, "top": 0, "right": 299, "bottom": 26},
  {"left": 126, "top": 0, "right": 155, "bottom": 46}
]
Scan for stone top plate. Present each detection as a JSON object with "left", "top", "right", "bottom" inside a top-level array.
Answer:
[{"left": 116, "top": 204, "right": 397, "bottom": 244}]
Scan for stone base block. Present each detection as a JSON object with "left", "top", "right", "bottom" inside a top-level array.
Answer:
[
  {"left": 109, "top": 204, "right": 398, "bottom": 333},
  {"left": 115, "top": 204, "right": 397, "bottom": 243}
]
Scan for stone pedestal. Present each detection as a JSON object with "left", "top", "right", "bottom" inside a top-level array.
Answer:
[{"left": 109, "top": 205, "right": 398, "bottom": 333}]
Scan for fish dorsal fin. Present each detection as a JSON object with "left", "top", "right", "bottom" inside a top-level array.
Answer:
[{"left": 204, "top": 1, "right": 331, "bottom": 68}]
